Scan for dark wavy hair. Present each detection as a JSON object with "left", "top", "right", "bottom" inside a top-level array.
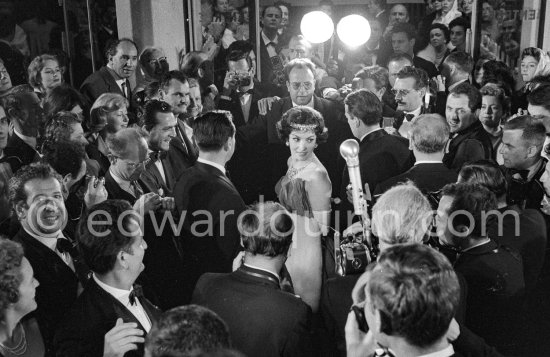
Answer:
[
  {"left": 276, "top": 106, "right": 328, "bottom": 143},
  {"left": 43, "top": 84, "right": 85, "bottom": 121},
  {"left": 458, "top": 160, "right": 508, "bottom": 199},
  {"left": 0, "top": 237, "right": 24, "bottom": 322}
]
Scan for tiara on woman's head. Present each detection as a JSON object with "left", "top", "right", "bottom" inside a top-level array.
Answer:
[{"left": 289, "top": 123, "right": 318, "bottom": 131}]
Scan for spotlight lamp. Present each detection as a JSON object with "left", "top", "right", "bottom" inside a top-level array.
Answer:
[
  {"left": 300, "top": 11, "right": 335, "bottom": 44},
  {"left": 337, "top": 15, "right": 371, "bottom": 48}
]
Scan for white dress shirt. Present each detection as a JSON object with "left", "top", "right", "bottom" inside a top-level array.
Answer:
[
  {"left": 417, "top": 345, "right": 455, "bottom": 357},
  {"left": 197, "top": 157, "right": 226, "bottom": 175},
  {"left": 261, "top": 31, "right": 279, "bottom": 58},
  {"left": 93, "top": 275, "right": 152, "bottom": 332}
]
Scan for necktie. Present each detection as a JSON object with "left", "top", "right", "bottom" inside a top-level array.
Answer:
[
  {"left": 128, "top": 284, "right": 144, "bottom": 306},
  {"left": 131, "top": 180, "right": 144, "bottom": 198},
  {"left": 149, "top": 151, "right": 167, "bottom": 162},
  {"left": 121, "top": 82, "right": 127, "bottom": 98},
  {"left": 56, "top": 238, "right": 74, "bottom": 255}
]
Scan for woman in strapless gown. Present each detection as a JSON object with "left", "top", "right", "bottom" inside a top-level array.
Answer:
[{"left": 275, "top": 106, "right": 332, "bottom": 312}]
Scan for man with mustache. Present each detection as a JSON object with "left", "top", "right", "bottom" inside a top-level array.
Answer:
[
  {"left": 443, "top": 82, "right": 492, "bottom": 171},
  {"left": 10, "top": 163, "right": 86, "bottom": 355},
  {"left": 134, "top": 47, "right": 169, "bottom": 101},
  {"left": 80, "top": 38, "right": 139, "bottom": 120},
  {"left": 391, "top": 66, "right": 429, "bottom": 138}
]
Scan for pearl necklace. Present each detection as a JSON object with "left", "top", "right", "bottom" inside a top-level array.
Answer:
[{"left": 0, "top": 322, "right": 27, "bottom": 355}]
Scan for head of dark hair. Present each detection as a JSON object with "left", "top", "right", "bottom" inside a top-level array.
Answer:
[
  {"left": 193, "top": 111, "right": 236, "bottom": 152},
  {"left": 354, "top": 66, "right": 389, "bottom": 91},
  {"left": 444, "top": 51, "right": 474, "bottom": 74},
  {"left": 440, "top": 183, "right": 497, "bottom": 237},
  {"left": 344, "top": 89, "right": 383, "bottom": 126},
  {"left": 42, "top": 140, "right": 86, "bottom": 178},
  {"left": 459, "top": 160, "right": 507, "bottom": 198},
  {"left": 104, "top": 38, "right": 138, "bottom": 62},
  {"left": 159, "top": 71, "right": 188, "bottom": 92},
  {"left": 2, "top": 85, "right": 35, "bottom": 121},
  {"left": 520, "top": 47, "right": 541, "bottom": 62},
  {"left": 227, "top": 40, "right": 254, "bottom": 56},
  {"left": 502, "top": 115, "right": 546, "bottom": 149},
  {"left": 142, "top": 100, "right": 173, "bottom": 131},
  {"left": 8, "top": 163, "right": 62, "bottom": 213},
  {"left": 479, "top": 83, "right": 510, "bottom": 115},
  {"left": 396, "top": 66, "right": 429, "bottom": 89},
  {"left": 0, "top": 237, "right": 24, "bottom": 321},
  {"left": 429, "top": 23, "right": 450, "bottom": 42},
  {"left": 449, "top": 82, "right": 481, "bottom": 112},
  {"left": 527, "top": 83, "right": 550, "bottom": 112},
  {"left": 225, "top": 50, "right": 252, "bottom": 70},
  {"left": 276, "top": 106, "right": 328, "bottom": 144},
  {"left": 180, "top": 51, "right": 209, "bottom": 79},
  {"left": 481, "top": 60, "right": 515, "bottom": 95},
  {"left": 42, "top": 111, "right": 82, "bottom": 144},
  {"left": 448, "top": 16, "right": 470, "bottom": 32},
  {"left": 77, "top": 200, "right": 140, "bottom": 274},
  {"left": 239, "top": 201, "right": 294, "bottom": 257},
  {"left": 145, "top": 305, "right": 231, "bottom": 357},
  {"left": 387, "top": 53, "right": 414, "bottom": 67},
  {"left": 43, "top": 84, "right": 85, "bottom": 121},
  {"left": 261, "top": 5, "right": 282, "bottom": 17},
  {"left": 391, "top": 22, "right": 416, "bottom": 41}
]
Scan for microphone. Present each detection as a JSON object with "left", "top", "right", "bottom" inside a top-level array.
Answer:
[{"left": 340, "top": 139, "right": 364, "bottom": 216}]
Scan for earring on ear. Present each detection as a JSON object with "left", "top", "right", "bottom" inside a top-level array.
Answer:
[
  {"left": 286, "top": 142, "right": 289, "bottom": 146},
  {"left": 315, "top": 144, "right": 318, "bottom": 148}
]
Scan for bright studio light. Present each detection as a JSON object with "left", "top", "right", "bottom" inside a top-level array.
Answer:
[
  {"left": 300, "top": 11, "right": 334, "bottom": 44},
  {"left": 337, "top": 15, "right": 371, "bottom": 47}
]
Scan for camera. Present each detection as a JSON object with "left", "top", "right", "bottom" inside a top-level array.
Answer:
[
  {"left": 336, "top": 231, "right": 378, "bottom": 276},
  {"left": 229, "top": 72, "right": 252, "bottom": 87}
]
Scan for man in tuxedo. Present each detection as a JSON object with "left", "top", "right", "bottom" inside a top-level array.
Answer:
[
  {"left": 501, "top": 115, "right": 547, "bottom": 211},
  {"left": 347, "top": 66, "right": 395, "bottom": 118},
  {"left": 443, "top": 82, "right": 493, "bottom": 171},
  {"left": 55, "top": 200, "right": 161, "bottom": 357},
  {"left": 80, "top": 38, "right": 138, "bottom": 116},
  {"left": 391, "top": 66, "right": 429, "bottom": 138},
  {"left": 262, "top": 58, "right": 353, "bottom": 199},
  {"left": 259, "top": 5, "right": 287, "bottom": 97},
  {"left": 10, "top": 163, "right": 85, "bottom": 355},
  {"left": 192, "top": 201, "right": 314, "bottom": 357},
  {"left": 218, "top": 50, "right": 268, "bottom": 203},
  {"left": 2, "top": 84, "right": 42, "bottom": 172},
  {"left": 346, "top": 244, "right": 462, "bottom": 357},
  {"left": 375, "top": 114, "right": 457, "bottom": 198},
  {"left": 173, "top": 111, "right": 246, "bottom": 303},
  {"left": 145, "top": 305, "right": 231, "bottom": 357},
  {"left": 388, "top": 22, "right": 439, "bottom": 78},
  {"left": 383, "top": 53, "right": 414, "bottom": 113},
  {"left": 437, "top": 183, "right": 525, "bottom": 353},
  {"left": 140, "top": 100, "right": 179, "bottom": 196},
  {"left": 342, "top": 89, "right": 413, "bottom": 209},
  {"left": 103, "top": 127, "right": 185, "bottom": 309},
  {"left": 158, "top": 70, "right": 198, "bottom": 179}
]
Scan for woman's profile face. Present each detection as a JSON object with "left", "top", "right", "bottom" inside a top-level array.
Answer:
[
  {"left": 40, "top": 59, "right": 63, "bottom": 91},
  {"left": 14, "top": 257, "right": 39, "bottom": 316},
  {"left": 106, "top": 106, "right": 129, "bottom": 132},
  {"left": 287, "top": 129, "right": 317, "bottom": 162}
]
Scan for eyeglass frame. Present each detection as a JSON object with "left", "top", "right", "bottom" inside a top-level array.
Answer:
[{"left": 289, "top": 81, "right": 314, "bottom": 91}]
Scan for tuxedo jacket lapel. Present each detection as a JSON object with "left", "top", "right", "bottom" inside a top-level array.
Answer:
[{"left": 161, "top": 157, "right": 175, "bottom": 191}]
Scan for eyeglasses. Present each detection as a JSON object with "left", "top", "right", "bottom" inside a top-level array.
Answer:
[
  {"left": 391, "top": 88, "right": 416, "bottom": 97},
  {"left": 115, "top": 156, "right": 150, "bottom": 169},
  {"left": 42, "top": 68, "right": 64, "bottom": 76},
  {"left": 290, "top": 81, "right": 314, "bottom": 91},
  {"left": 148, "top": 57, "right": 167, "bottom": 65}
]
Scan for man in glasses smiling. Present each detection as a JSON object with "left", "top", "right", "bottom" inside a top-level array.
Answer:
[{"left": 391, "top": 66, "right": 429, "bottom": 138}]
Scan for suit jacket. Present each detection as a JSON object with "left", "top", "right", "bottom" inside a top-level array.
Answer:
[
  {"left": 173, "top": 161, "right": 246, "bottom": 303},
  {"left": 192, "top": 265, "right": 315, "bottom": 357},
  {"left": 258, "top": 33, "right": 287, "bottom": 97},
  {"left": 454, "top": 240, "right": 525, "bottom": 350},
  {"left": 80, "top": 66, "right": 136, "bottom": 118},
  {"left": 443, "top": 120, "right": 493, "bottom": 172},
  {"left": 503, "top": 158, "right": 547, "bottom": 211},
  {"left": 262, "top": 95, "right": 353, "bottom": 199},
  {"left": 219, "top": 86, "right": 270, "bottom": 203},
  {"left": 486, "top": 205, "right": 547, "bottom": 293},
  {"left": 167, "top": 119, "right": 198, "bottom": 180},
  {"left": 3, "top": 132, "right": 40, "bottom": 170},
  {"left": 341, "top": 129, "right": 414, "bottom": 201},
  {"left": 139, "top": 152, "right": 177, "bottom": 197},
  {"left": 374, "top": 162, "right": 458, "bottom": 198},
  {"left": 104, "top": 169, "right": 187, "bottom": 309},
  {"left": 54, "top": 278, "right": 161, "bottom": 357},
  {"left": 413, "top": 55, "right": 440, "bottom": 78},
  {"left": 13, "top": 228, "right": 84, "bottom": 356},
  {"left": 85, "top": 135, "right": 111, "bottom": 177}
]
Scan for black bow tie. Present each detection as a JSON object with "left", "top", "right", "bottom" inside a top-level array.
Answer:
[
  {"left": 149, "top": 150, "right": 167, "bottom": 162},
  {"left": 509, "top": 168, "right": 530, "bottom": 181},
  {"left": 56, "top": 238, "right": 74, "bottom": 255},
  {"left": 128, "top": 284, "right": 144, "bottom": 306},
  {"left": 238, "top": 89, "right": 254, "bottom": 97},
  {"left": 405, "top": 114, "right": 415, "bottom": 122}
]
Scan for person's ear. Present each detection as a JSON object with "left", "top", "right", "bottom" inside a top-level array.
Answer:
[
  {"left": 527, "top": 145, "right": 539, "bottom": 158},
  {"left": 15, "top": 201, "right": 28, "bottom": 220},
  {"left": 286, "top": 81, "right": 291, "bottom": 92},
  {"left": 198, "top": 67, "right": 204, "bottom": 78},
  {"left": 410, "top": 38, "right": 415, "bottom": 48},
  {"left": 108, "top": 154, "right": 118, "bottom": 165},
  {"left": 474, "top": 108, "right": 480, "bottom": 119},
  {"left": 118, "top": 251, "right": 129, "bottom": 269}
]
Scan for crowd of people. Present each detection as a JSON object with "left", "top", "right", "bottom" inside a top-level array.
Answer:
[{"left": 1, "top": 0, "right": 550, "bottom": 356}]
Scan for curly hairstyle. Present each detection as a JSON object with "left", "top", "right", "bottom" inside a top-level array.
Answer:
[
  {"left": 521, "top": 47, "right": 541, "bottom": 62},
  {"left": 9, "top": 163, "right": 62, "bottom": 213},
  {"left": 276, "top": 106, "right": 328, "bottom": 143},
  {"left": 458, "top": 160, "right": 508, "bottom": 199},
  {"left": 42, "top": 111, "right": 82, "bottom": 144},
  {"left": 0, "top": 237, "right": 24, "bottom": 322},
  {"left": 42, "top": 140, "right": 86, "bottom": 178},
  {"left": 42, "top": 84, "right": 85, "bottom": 121},
  {"left": 88, "top": 92, "right": 128, "bottom": 134},
  {"left": 27, "top": 54, "right": 59, "bottom": 91}
]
